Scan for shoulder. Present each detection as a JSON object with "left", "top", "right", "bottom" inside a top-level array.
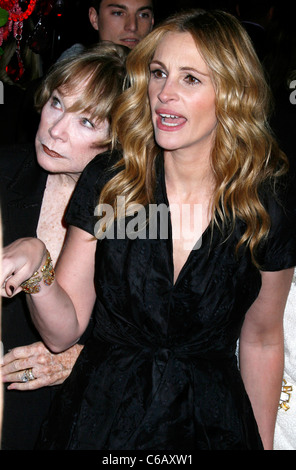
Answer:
[
  {"left": 65, "top": 150, "right": 122, "bottom": 235},
  {"left": 257, "top": 176, "right": 296, "bottom": 270},
  {"left": 82, "top": 149, "right": 122, "bottom": 174},
  {"left": 77, "top": 149, "right": 123, "bottom": 194},
  {"left": 57, "top": 43, "right": 85, "bottom": 62},
  {"left": 261, "top": 175, "right": 296, "bottom": 229}
]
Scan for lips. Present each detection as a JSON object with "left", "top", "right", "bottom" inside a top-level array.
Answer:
[
  {"left": 42, "top": 144, "right": 63, "bottom": 159},
  {"left": 120, "top": 38, "right": 139, "bottom": 48},
  {"left": 156, "top": 109, "right": 187, "bottom": 131}
]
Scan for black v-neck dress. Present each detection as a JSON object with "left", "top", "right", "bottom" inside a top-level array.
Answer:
[{"left": 37, "top": 151, "right": 296, "bottom": 450}]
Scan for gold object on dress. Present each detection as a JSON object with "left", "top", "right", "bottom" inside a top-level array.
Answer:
[
  {"left": 278, "top": 379, "right": 293, "bottom": 411},
  {"left": 21, "top": 250, "right": 55, "bottom": 294}
]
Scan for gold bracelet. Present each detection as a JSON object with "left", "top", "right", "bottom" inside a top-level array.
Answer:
[{"left": 21, "top": 250, "right": 55, "bottom": 294}]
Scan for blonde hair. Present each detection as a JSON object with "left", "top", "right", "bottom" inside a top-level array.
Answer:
[
  {"left": 100, "top": 9, "right": 288, "bottom": 264},
  {"left": 35, "top": 42, "right": 128, "bottom": 147}
]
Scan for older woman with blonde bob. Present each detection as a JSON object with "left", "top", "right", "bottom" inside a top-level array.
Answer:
[
  {"left": 1, "top": 9, "right": 296, "bottom": 450},
  {"left": 0, "top": 42, "right": 127, "bottom": 449}
]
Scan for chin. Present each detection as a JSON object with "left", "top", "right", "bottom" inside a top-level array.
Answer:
[
  {"left": 36, "top": 152, "right": 59, "bottom": 173},
  {"left": 156, "top": 138, "right": 182, "bottom": 152}
]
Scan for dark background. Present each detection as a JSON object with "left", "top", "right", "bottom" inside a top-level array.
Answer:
[
  {"left": 9, "top": 0, "right": 293, "bottom": 73},
  {"left": 0, "top": 0, "right": 295, "bottom": 150}
]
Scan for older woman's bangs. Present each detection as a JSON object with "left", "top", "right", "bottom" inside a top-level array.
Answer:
[{"left": 58, "top": 71, "right": 107, "bottom": 122}]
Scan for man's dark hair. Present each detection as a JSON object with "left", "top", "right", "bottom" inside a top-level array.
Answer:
[
  {"left": 91, "top": 0, "right": 102, "bottom": 14},
  {"left": 91, "top": 0, "right": 154, "bottom": 14}
]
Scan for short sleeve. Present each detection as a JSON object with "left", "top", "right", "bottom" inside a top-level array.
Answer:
[
  {"left": 65, "top": 150, "right": 121, "bottom": 236},
  {"left": 257, "top": 179, "right": 296, "bottom": 271}
]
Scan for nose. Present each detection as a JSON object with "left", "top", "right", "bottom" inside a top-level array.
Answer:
[
  {"left": 157, "top": 78, "right": 179, "bottom": 103},
  {"left": 124, "top": 14, "right": 137, "bottom": 32},
  {"left": 49, "top": 114, "right": 68, "bottom": 140}
]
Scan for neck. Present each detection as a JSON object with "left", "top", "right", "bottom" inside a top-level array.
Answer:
[
  {"left": 48, "top": 171, "right": 80, "bottom": 186},
  {"left": 163, "top": 149, "right": 214, "bottom": 200}
]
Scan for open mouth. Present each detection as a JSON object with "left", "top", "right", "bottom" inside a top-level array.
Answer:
[
  {"left": 121, "top": 38, "right": 139, "bottom": 47},
  {"left": 157, "top": 112, "right": 187, "bottom": 129},
  {"left": 159, "top": 113, "right": 186, "bottom": 127}
]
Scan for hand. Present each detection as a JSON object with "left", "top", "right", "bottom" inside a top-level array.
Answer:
[
  {"left": 1, "top": 341, "right": 83, "bottom": 390},
  {"left": 1, "top": 238, "right": 46, "bottom": 298}
]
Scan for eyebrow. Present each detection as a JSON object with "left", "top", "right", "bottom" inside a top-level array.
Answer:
[
  {"left": 150, "top": 60, "right": 210, "bottom": 77},
  {"left": 106, "top": 3, "right": 153, "bottom": 12}
]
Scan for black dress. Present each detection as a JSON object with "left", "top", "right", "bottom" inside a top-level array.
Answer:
[
  {"left": 0, "top": 145, "right": 54, "bottom": 449},
  {"left": 0, "top": 145, "right": 93, "bottom": 449},
  {"left": 37, "top": 151, "right": 296, "bottom": 450}
]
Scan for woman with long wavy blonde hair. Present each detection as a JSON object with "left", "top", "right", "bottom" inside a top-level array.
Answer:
[
  {"left": 1, "top": 9, "right": 296, "bottom": 450},
  {"left": 102, "top": 9, "right": 287, "bottom": 265}
]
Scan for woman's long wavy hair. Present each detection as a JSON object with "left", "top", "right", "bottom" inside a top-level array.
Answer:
[{"left": 99, "top": 9, "right": 288, "bottom": 265}]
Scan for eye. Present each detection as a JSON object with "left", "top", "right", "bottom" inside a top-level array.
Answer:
[
  {"left": 111, "top": 9, "right": 124, "bottom": 16},
  {"left": 139, "top": 11, "right": 151, "bottom": 19},
  {"left": 184, "top": 74, "right": 200, "bottom": 86},
  {"left": 81, "top": 117, "right": 95, "bottom": 129},
  {"left": 50, "top": 95, "right": 62, "bottom": 109},
  {"left": 150, "top": 68, "right": 166, "bottom": 79}
]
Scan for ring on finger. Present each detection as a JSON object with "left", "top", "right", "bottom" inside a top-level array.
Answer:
[
  {"left": 2, "top": 275, "right": 12, "bottom": 288},
  {"left": 21, "top": 368, "right": 36, "bottom": 382}
]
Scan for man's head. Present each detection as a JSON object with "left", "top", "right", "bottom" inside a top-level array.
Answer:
[{"left": 89, "top": 0, "right": 154, "bottom": 49}]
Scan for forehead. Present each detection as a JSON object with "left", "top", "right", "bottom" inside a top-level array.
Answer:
[
  {"left": 99, "top": 0, "right": 153, "bottom": 10},
  {"left": 152, "top": 32, "right": 208, "bottom": 72},
  {"left": 52, "top": 86, "right": 83, "bottom": 111},
  {"left": 57, "top": 74, "right": 92, "bottom": 100},
  {"left": 55, "top": 78, "right": 96, "bottom": 114}
]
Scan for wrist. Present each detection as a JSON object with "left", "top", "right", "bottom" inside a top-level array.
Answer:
[{"left": 21, "top": 250, "right": 55, "bottom": 294}]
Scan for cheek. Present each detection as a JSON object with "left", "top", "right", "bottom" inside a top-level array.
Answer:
[
  {"left": 36, "top": 110, "right": 47, "bottom": 138},
  {"left": 74, "top": 145, "right": 98, "bottom": 168},
  {"left": 195, "top": 95, "right": 217, "bottom": 126},
  {"left": 66, "top": 121, "right": 108, "bottom": 172},
  {"left": 148, "top": 87, "right": 157, "bottom": 118},
  {"left": 98, "top": 16, "right": 117, "bottom": 36},
  {"left": 140, "top": 22, "right": 153, "bottom": 35},
  {"left": 148, "top": 81, "right": 156, "bottom": 100},
  {"left": 98, "top": 120, "right": 110, "bottom": 140},
  {"left": 35, "top": 141, "right": 44, "bottom": 167},
  {"left": 207, "top": 103, "right": 218, "bottom": 129},
  {"left": 72, "top": 136, "right": 108, "bottom": 170}
]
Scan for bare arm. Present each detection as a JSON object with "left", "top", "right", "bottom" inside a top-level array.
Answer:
[
  {"left": 239, "top": 268, "right": 294, "bottom": 450},
  {"left": 2, "top": 227, "right": 97, "bottom": 352}
]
